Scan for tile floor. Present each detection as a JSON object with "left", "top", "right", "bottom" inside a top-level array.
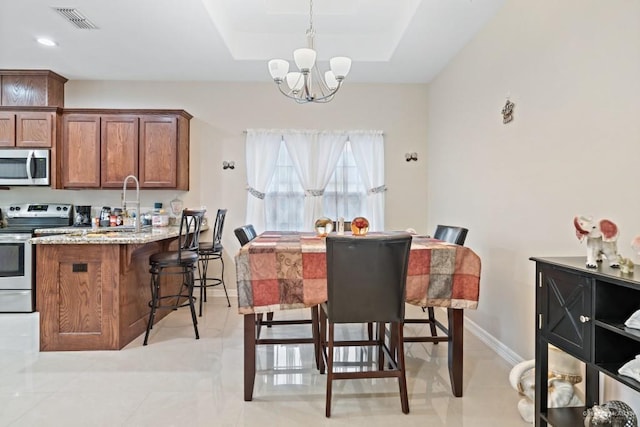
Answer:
[{"left": 0, "top": 298, "right": 526, "bottom": 426}]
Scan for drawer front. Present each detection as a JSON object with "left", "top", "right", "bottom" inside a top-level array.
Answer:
[{"left": 539, "top": 265, "right": 592, "bottom": 361}]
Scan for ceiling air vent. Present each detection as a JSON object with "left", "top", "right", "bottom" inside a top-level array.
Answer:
[{"left": 53, "top": 7, "right": 98, "bottom": 29}]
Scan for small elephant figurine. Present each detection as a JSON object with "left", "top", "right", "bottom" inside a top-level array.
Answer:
[
  {"left": 574, "top": 216, "right": 620, "bottom": 268},
  {"left": 509, "top": 347, "right": 584, "bottom": 423}
]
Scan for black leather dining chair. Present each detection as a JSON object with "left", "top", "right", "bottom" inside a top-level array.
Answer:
[
  {"left": 319, "top": 233, "right": 412, "bottom": 417},
  {"left": 234, "top": 224, "right": 257, "bottom": 246},
  {"left": 195, "top": 209, "right": 229, "bottom": 315},
  {"left": 143, "top": 209, "right": 206, "bottom": 346},
  {"left": 404, "top": 225, "right": 469, "bottom": 343}
]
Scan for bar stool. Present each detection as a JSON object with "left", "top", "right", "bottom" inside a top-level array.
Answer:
[
  {"left": 195, "top": 208, "right": 229, "bottom": 316},
  {"left": 143, "top": 209, "right": 205, "bottom": 346}
]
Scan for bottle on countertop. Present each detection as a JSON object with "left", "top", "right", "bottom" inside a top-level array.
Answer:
[
  {"left": 113, "top": 208, "right": 123, "bottom": 226},
  {"left": 100, "top": 206, "right": 111, "bottom": 227},
  {"left": 152, "top": 202, "right": 169, "bottom": 227}
]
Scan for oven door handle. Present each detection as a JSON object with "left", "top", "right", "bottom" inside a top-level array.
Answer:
[{"left": 26, "top": 150, "right": 34, "bottom": 181}]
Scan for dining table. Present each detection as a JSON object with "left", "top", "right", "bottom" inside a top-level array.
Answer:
[{"left": 235, "top": 231, "right": 481, "bottom": 401}]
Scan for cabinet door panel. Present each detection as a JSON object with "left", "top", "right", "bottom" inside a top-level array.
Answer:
[
  {"left": 101, "top": 115, "right": 138, "bottom": 187},
  {"left": 139, "top": 116, "right": 177, "bottom": 188},
  {"left": 62, "top": 114, "right": 101, "bottom": 188},
  {"left": 16, "top": 112, "right": 53, "bottom": 147},
  {"left": 0, "top": 112, "right": 16, "bottom": 147},
  {"left": 540, "top": 265, "right": 592, "bottom": 361}
]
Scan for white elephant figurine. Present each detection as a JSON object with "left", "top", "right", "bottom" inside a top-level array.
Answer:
[
  {"left": 509, "top": 347, "right": 584, "bottom": 423},
  {"left": 573, "top": 216, "right": 620, "bottom": 268}
]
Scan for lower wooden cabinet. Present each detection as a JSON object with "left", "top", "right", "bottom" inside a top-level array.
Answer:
[
  {"left": 35, "top": 240, "right": 183, "bottom": 351},
  {"left": 58, "top": 109, "right": 191, "bottom": 189}
]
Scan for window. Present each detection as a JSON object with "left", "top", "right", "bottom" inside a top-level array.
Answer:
[
  {"left": 244, "top": 129, "right": 384, "bottom": 233},
  {"left": 322, "top": 141, "right": 366, "bottom": 221},
  {"left": 264, "top": 140, "right": 366, "bottom": 231},
  {"left": 264, "top": 140, "right": 304, "bottom": 231}
]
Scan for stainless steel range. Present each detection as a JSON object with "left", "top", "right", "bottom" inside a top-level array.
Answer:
[{"left": 0, "top": 203, "right": 73, "bottom": 312}]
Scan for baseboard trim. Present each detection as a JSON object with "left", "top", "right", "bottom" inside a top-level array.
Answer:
[
  {"left": 463, "top": 313, "right": 524, "bottom": 366},
  {"left": 208, "top": 288, "right": 238, "bottom": 298}
]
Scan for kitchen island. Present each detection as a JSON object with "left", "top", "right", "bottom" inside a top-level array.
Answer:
[{"left": 31, "top": 226, "right": 197, "bottom": 351}]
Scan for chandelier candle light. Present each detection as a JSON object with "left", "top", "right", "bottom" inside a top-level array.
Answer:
[{"left": 268, "top": 0, "right": 352, "bottom": 103}]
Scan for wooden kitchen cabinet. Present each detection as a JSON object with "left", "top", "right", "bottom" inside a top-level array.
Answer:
[
  {"left": 101, "top": 115, "right": 139, "bottom": 187},
  {"left": 0, "top": 109, "right": 57, "bottom": 147},
  {"left": 58, "top": 109, "right": 191, "bottom": 189},
  {"left": 35, "top": 239, "right": 184, "bottom": 351},
  {"left": 0, "top": 112, "right": 15, "bottom": 146},
  {"left": 139, "top": 115, "right": 178, "bottom": 188},
  {"left": 60, "top": 114, "right": 101, "bottom": 188},
  {"left": 0, "top": 70, "right": 67, "bottom": 107}
]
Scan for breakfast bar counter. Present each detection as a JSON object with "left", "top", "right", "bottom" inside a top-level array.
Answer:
[
  {"left": 32, "top": 227, "right": 188, "bottom": 351},
  {"left": 30, "top": 225, "right": 184, "bottom": 245}
]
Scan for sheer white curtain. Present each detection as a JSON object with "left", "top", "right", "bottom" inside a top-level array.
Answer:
[
  {"left": 244, "top": 129, "right": 282, "bottom": 233},
  {"left": 348, "top": 130, "right": 385, "bottom": 231},
  {"left": 283, "top": 130, "right": 347, "bottom": 230}
]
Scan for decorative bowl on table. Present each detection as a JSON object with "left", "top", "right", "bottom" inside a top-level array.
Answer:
[
  {"left": 351, "top": 217, "right": 370, "bottom": 236},
  {"left": 314, "top": 217, "right": 334, "bottom": 237}
]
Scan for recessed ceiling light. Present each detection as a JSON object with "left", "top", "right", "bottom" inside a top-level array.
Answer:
[{"left": 37, "top": 38, "right": 57, "bottom": 47}]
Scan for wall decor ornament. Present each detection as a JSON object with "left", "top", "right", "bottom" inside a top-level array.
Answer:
[{"left": 502, "top": 99, "right": 515, "bottom": 124}]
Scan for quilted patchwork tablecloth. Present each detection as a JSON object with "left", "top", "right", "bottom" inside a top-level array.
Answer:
[{"left": 235, "top": 231, "right": 481, "bottom": 314}]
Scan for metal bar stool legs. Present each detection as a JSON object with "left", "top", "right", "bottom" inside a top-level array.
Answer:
[
  {"left": 196, "top": 252, "right": 230, "bottom": 316},
  {"left": 143, "top": 264, "right": 200, "bottom": 346}
]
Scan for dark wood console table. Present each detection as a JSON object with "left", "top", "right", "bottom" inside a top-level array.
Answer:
[{"left": 531, "top": 257, "right": 640, "bottom": 426}]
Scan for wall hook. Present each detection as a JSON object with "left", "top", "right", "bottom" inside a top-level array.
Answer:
[
  {"left": 405, "top": 152, "right": 418, "bottom": 162},
  {"left": 222, "top": 161, "right": 235, "bottom": 170}
]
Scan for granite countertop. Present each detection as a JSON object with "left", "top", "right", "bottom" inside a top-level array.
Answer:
[{"left": 30, "top": 225, "right": 207, "bottom": 245}]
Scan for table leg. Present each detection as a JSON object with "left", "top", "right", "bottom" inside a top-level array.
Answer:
[
  {"left": 311, "top": 305, "right": 320, "bottom": 370},
  {"left": 244, "top": 314, "right": 256, "bottom": 401},
  {"left": 448, "top": 308, "right": 463, "bottom": 397}
]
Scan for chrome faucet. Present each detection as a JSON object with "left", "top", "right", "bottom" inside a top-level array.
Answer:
[{"left": 122, "top": 175, "right": 141, "bottom": 232}]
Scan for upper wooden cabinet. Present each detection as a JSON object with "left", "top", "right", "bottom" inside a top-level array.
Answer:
[
  {"left": 58, "top": 109, "right": 191, "bottom": 190},
  {"left": 0, "top": 109, "right": 58, "bottom": 148},
  {"left": 139, "top": 115, "right": 178, "bottom": 188},
  {"left": 101, "top": 115, "right": 139, "bottom": 188},
  {"left": 0, "top": 70, "right": 67, "bottom": 107},
  {"left": 61, "top": 114, "right": 101, "bottom": 188}
]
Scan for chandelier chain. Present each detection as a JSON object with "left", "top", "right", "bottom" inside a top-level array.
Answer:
[{"left": 306, "top": 0, "right": 315, "bottom": 43}]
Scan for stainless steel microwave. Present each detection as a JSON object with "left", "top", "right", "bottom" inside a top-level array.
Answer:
[{"left": 0, "top": 149, "right": 50, "bottom": 186}]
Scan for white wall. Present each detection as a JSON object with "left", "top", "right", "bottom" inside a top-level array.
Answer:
[
  {"left": 2, "top": 82, "right": 429, "bottom": 289},
  {"left": 426, "top": 0, "right": 640, "bottom": 407}
]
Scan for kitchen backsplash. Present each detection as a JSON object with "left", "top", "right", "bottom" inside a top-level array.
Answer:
[{"left": 0, "top": 188, "right": 194, "bottom": 220}]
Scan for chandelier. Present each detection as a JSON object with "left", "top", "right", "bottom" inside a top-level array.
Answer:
[{"left": 267, "top": 0, "right": 352, "bottom": 104}]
